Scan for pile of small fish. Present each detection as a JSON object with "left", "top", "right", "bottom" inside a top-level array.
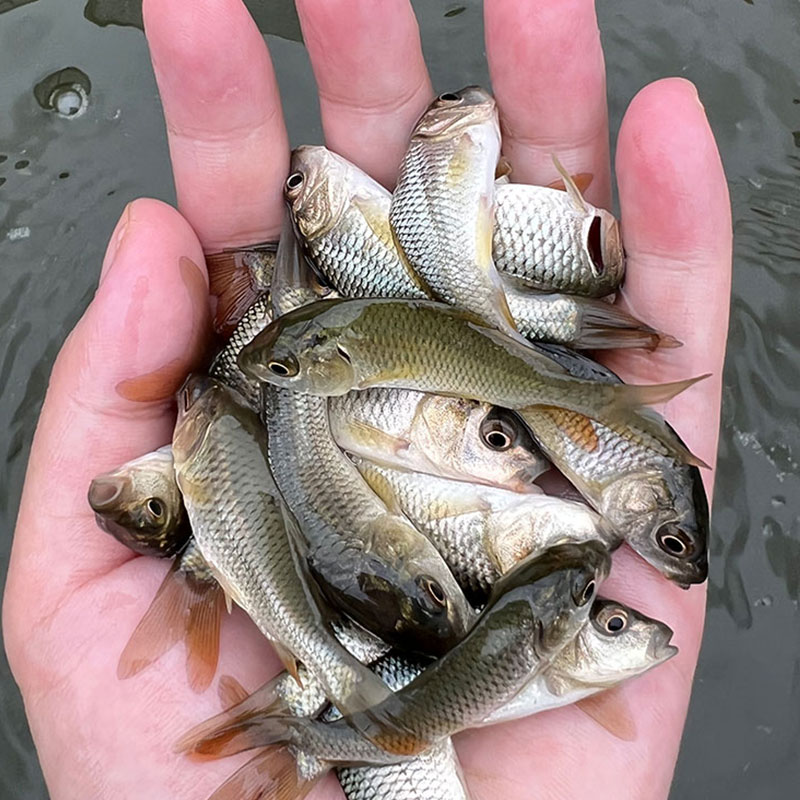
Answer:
[{"left": 88, "top": 87, "right": 708, "bottom": 800}]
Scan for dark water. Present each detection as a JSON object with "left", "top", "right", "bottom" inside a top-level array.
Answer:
[{"left": 0, "top": 1, "right": 798, "bottom": 797}]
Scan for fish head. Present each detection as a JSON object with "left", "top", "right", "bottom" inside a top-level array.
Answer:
[
  {"left": 489, "top": 541, "right": 612, "bottom": 658},
  {"left": 556, "top": 599, "right": 677, "bottom": 688},
  {"left": 468, "top": 406, "right": 550, "bottom": 490},
  {"left": 239, "top": 299, "right": 363, "bottom": 396},
  {"left": 581, "top": 208, "right": 625, "bottom": 286},
  {"left": 604, "top": 467, "right": 709, "bottom": 585},
  {"left": 285, "top": 146, "right": 350, "bottom": 242},
  {"left": 413, "top": 86, "right": 497, "bottom": 141},
  {"left": 360, "top": 515, "right": 475, "bottom": 656},
  {"left": 88, "top": 446, "right": 188, "bottom": 557}
]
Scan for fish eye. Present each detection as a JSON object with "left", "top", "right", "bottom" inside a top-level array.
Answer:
[
  {"left": 146, "top": 498, "right": 164, "bottom": 519},
  {"left": 285, "top": 172, "right": 304, "bottom": 191},
  {"left": 586, "top": 216, "right": 605, "bottom": 276},
  {"left": 480, "top": 413, "right": 518, "bottom": 451},
  {"left": 656, "top": 525, "right": 695, "bottom": 559},
  {"left": 596, "top": 605, "right": 629, "bottom": 635},
  {"left": 267, "top": 355, "right": 299, "bottom": 378},
  {"left": 438, "top": 91, "right": 460, "bottom": 103},
  {"left": 416, "top": 575, "right": 447, "bottom": 611},
  {"left": 573, "top": 577, "right": 596, "bottom": 607}
]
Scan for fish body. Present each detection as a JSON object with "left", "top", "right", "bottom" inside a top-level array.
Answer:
[
  {"left": 389, "top": 87, "right": 516, "bottom": 332},
  {"left": 239, "top": 297, "right": 697, "bottom": 444},
  {"left": 330, "top": 389, "right": 549, "bottom": 493},
  {"left": 286, "top": 146, "right": 427, "bottom": 300},
  {"left": 172, "top": 374, "right": 392, "bottom": 714},
  {"left": 209, "top": 293, "right": 272, "bottom": 408},
  {"left": 481, "top": 598, "right": 677, "bottom": 725},
  {"left": 264, "top": 385, "right": 474, "bottom": 656},
  {"left": 88, "top": 445, "right": 189, "bottom": 557},
  {"left": 493, "top": 182, "right": 624, "bottom": 296},
  {"left": 353, "top": 457, "right": 619, "bottom": 601},
  {"left": 526, "top": 405, "right": 709, "bottom": 584}
]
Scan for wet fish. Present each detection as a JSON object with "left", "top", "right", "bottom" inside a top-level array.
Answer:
[
  {"left": 330, "top": 390, "right": 549, "bottom": 493},
  {"left": 265, "top": 222, "right": 474, "bottom": 656},
  {"left": 206, "top": 242, "right": 276, "bottom": 335},
  {"left": 493, "top": 178, "right": 625, "bottom": 297},
  {"left": 238, "top": 297, "right": 705, "bottom": 464},
  {"left": 353, "top": 457, "right": 619, "bottom": 601},
  {"left": 88, "top": 445, "right": 189, "bottom": 557},
  {"left": 88, "top": 448, "right": 224, "bottom": 692},
  {"left": 264, "top": 385, "right": 475, "bottom": 656},
  {"left": 179, "top": 541, "right": 610, "bottom": 769},
  {"left": 389, "top": 87, "right": 517, "bottom": 333},
  {"left": 285, "top": 145, "right": 664, "bottom": 350},
  {"left": 481, "top": 598, "right": 677, "bottom": 726},
  {"left": 172, "top": 373, "right": 393, "bottom": 714},
  {"left": 285, "top": 146, "right": 426, "bottom": 300}
]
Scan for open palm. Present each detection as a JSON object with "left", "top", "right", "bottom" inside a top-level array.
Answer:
[{"left": 2, "top": 1, "right": 731, "bottom": 797}]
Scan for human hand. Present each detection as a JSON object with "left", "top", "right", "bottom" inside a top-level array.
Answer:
[{"left": 2, "top": 1, "right": 731, "bottom": 798}]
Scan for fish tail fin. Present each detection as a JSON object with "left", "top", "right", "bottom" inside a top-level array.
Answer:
[
  {"left": 206, "top": 245, "right": 275, "bottom": 335},
  {"left": 175, "top": 673, "right": 296, "bottom": 756},
  {"left": 206, "top": 746, "right": 322, "bottom": 800},
  {"left": 176, "top": 712, "right": 294, "bottom": 760},
  {"left": 573, "top": 301, "right": 682, "bottom": 351},
  {"left": 117, "top": 560, "right": 223, "bottom": 692}
]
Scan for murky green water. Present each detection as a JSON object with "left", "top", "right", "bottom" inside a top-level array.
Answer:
[{"left": 1, "top": 1, "right": 798, "bottom": 797}]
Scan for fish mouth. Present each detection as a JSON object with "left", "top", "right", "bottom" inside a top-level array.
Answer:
[
  {"left": 648, "top": 627, "right": 678, "bottom": 663},
  {"left": 88, "top": 475, "right": 129, "bottom": 512}
]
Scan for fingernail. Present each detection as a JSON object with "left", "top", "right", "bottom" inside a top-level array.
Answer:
[{"left": 99, "top": 203, "right": 133, "bottom": 283}]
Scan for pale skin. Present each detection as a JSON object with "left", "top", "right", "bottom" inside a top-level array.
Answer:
[{"left": 2, "top": 0, "right": 731, "bottom": 797}]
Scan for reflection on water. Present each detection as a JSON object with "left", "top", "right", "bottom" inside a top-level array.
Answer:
[
  {"left": 0, "top": 0, "right": 799, "bottom": 798},
  {"left": 82, "top": 0, "right": 303, "bottom": 41}
]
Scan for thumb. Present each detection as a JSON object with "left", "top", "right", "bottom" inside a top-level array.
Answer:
[{"left": 5, "top": 198, "right": 211, "bottom": 641}]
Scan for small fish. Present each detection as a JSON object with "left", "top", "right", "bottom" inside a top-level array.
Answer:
[
  {"left": 178, "top": 541, "right": 610, "bottom": 770},
  {"left": 493, "top": 175, "right": 625, "bottom": 297},
  {"left": 389, "top": 87, "right": 517, "bottom": 333},
  {"left": 172, "top": 374, "right": 393, "bottom": 715},
  {"left": 88, "top": 448, "right": 223, "bottom": 692},
  {"left": 206, "top": 242, "right": 276, "bottom": 335},
  {"left": 330, "top": 390, "right": 550, "bottom": 493},
  {"left": 285, "top": 146, "right": 426, "bottom": 300},
  {"left": 238, "top": 297, "right": 707, "bottom": 465},
  {"left": 88, "top": 445, "right": 189, "bottom": 557},
  {"left": 353, "top": 457, "right": 620, "bottom": 601},
  {"left": 521, "top": 347, "right": 709, "bottom": 585},
  {"left": 480, "top": 597, "right": 677, "bottom": 727}
]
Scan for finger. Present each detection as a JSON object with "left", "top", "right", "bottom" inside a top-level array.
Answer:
[
  {"left": 296, "top": 0, "right": 432, "bottom": 186},
  {"left": 143, "top": 0, "right": 289, "bottom": 249},
  {"left": 5, "top": 199, "right": 210, "bottom": 624},
  {"left": 484, "top": 0, "right": 611, "bottom": 207},
  {"left": 603, "top": 77, "right": 732, "bottom": 480}
]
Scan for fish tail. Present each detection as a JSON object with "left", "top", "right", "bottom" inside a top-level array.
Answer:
[
  {"left": 174, "top": 673, "right": 297, "bottom": 757},
  {"left": 573, "top": 301, "right": 682, "bottom": 351},
  {"left": 206, "top": 745, "right": 323, "bottom": 800},
  {"left": 176, "top": 713, "right": 294, "bottom": 760},
  {"left": 206, "top": 244, "right": 275, "bottom": 335},
  {"left": 117, "top": 559, "right": 223, "bottom": 693}
]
